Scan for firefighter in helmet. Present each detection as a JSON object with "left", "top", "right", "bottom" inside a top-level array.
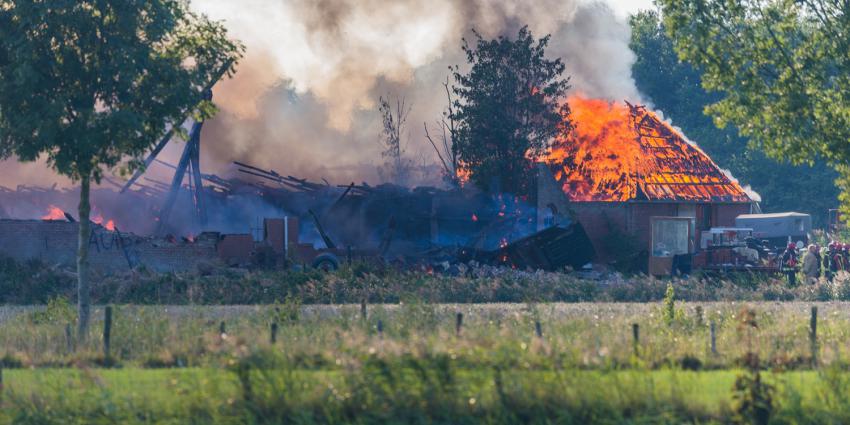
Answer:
[
  {"left": 781, "top": 242, "right": 799, "bottom": 286},
  {"left": 825, "top": 241, "right": 838, "bottom": 281},
  {"left": 832, "top": 242, "right": 846, "bottom": 275}
]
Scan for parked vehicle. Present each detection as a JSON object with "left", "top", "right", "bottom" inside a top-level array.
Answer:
[{"left": 735, "top": 212, "right": 811, "bottom": 249}]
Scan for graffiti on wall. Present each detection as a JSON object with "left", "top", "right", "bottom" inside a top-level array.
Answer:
[{"left": 89, "top": 228, "right": 140, "bottom": 268}]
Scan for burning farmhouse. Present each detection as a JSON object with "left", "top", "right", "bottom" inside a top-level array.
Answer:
[
  {"left": 539, "top": 98, "right": 756, "bottom": 273},
  {"left": 0, "top": 98, "right": 757, "bottom": 275}
]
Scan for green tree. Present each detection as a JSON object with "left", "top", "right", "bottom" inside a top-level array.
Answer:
[
  {"left": 629, "top": 9, "right": 838, "bottom": 223},
  {"left": 0, "top": 0, "right": 242, "bottom": 339},
  {"left": 451, "top": 26, "right": 572, "bottom": 196},
  {"left": 656, "top": 0, "right": 850, "bottom": 216}
]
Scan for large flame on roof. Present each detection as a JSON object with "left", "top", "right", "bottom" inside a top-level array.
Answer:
[{"left": 546, "top": 97, "right": 750, "bottom": 203}]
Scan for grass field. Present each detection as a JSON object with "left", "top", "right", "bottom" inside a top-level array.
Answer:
[
  {"left": 4, "top": 367, "right": 850, "bottom": 424},
  {"left": 0, "top": 301, "right": 842, "bottom": 369},
  {"left": 1, "top": 299, "right": 849, "bottom": 423}
]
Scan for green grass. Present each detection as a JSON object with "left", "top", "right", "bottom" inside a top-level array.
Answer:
[
  {"left": 2, "top": 368, "right": 849, "bottom": 424},
  {"left": 2, "top": 300, "right": 850, "bottom": 422},
  {"left": 0, "top": 302, "right": 843, "bottom": 370}
]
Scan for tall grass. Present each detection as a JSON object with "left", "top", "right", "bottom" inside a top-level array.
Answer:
[
  {"left": 12, "top": 255, "right": 850, "bottom": 305},
  {"left": 8, "top": 367, "right": 850, "bottom": 423},
  {"left": 1, "top": 302, "right": 850, "bottom": 422},
  {"left": 0, "top": 301, "right": 847, "bottom": 371}
]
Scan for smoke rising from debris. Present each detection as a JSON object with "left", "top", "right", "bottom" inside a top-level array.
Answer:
[
  {"left": 0, "top": 0, "right": 644, "bottom": 190},
  {"left": 194, "top": 0, "right": 641, "bottom": 185}
]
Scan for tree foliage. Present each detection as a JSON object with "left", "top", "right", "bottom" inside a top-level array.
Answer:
[
  {"left": 656, "top": 0, "right": 850, "bottom": 215},
  {"left": 451, "top": 27, "right": 572, "bottom": 195},
  {"left": 629, "top": 9, "right": 838, "bottom": 223},
  {"left": 0, "top": 0, "right": 241, "bottom": 181},
  {"left": 0, "top": 0, "right": 242, "bottom": 337}
]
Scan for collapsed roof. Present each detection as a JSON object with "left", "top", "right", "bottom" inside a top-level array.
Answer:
[{"left": 546, "top": 97, "right": 751, "bottom": 203}]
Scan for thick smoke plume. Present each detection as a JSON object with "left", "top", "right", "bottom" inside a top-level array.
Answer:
[
  {"left": 194, "top": 0, "right": 640, "bottom": 185},
  {"left": 0, "top": 0, "right": 643, "bottom": 190}
]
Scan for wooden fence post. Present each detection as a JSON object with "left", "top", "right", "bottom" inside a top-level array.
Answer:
[
  {"left": 810, "top": 306, "right": 818, "bottom": 367},
  {"left": 103, "top": 306, "right": 113, "bottom": 360},
  {"left": 632, "top": 323, "right": 639, "bottom": 356},
  {"left": 456, "top": 313, "right": 463, "bottom": 336},
  {"left": 270, "top": 322, "right": 278, "bottom": 344},
  {"left": 360, "top": 299, "right": 367, "bottom": 321},
  {"left": 710, "top": 321, "right": 717, "bottom": 356}
]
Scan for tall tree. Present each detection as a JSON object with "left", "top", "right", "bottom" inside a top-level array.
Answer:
[
  {"left": 378, "top": 95, "right": 412, "bottom": 184},
  {"left": 0, "top": 0, "right": 242, "bottom": 339},
  {"left": 424, "top": 76, "right": 460, "bottom": 185},
  {"left": 656, "top": 0, "right": 850, "bottom": 216},
  {"left": 629, "top": 9, "right": 838, "bottom": 222},
  {"left": 451, "top": 27, "right": 572, "bottom": 195}
]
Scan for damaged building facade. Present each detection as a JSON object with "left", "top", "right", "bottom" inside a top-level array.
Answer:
[
  {"left": 0, "top": 219, "right": 219, "bottom": 273},
  {"left": 0, "top": 98, "right": 755, "bottom": 275},
  {"left": 538, "top": 99, "right": 755, "bottom": 272}
]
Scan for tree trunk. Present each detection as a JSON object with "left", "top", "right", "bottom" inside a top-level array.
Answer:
[{"left": 76, "top": 176, "right": 92, "bottom": 342}]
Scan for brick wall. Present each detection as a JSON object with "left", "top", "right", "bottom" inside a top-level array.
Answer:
[
  {"left": 567, "top": 202, "right": 752, "bottom": 262},
  {"left": 537, "top": 167, "right": 753, "bottom": 262},
  {"left": 0, "top": 220, "right": 218, "bottom": 273}
]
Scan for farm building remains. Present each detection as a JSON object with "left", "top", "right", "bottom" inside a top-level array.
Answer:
[{"left": 0, "top": 98, "right": 758, "bottom": 275}]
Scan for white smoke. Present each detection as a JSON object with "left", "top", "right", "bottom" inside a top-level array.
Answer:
[
  {"left": 720, "top": 168, "right": 763, "bottom": 203},
  {"left": 0, "top": 0, "right": 645, "bottom": 188},
  {"left": 192, "top": 0, "right": 642, "bottom": 184}
]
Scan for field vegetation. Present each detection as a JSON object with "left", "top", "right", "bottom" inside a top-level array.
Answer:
[
  {"left": 3, "top": 258, "right": 850, "bottom": 305},
  {"left": 0, "top": 292, "right": 848, "bottom": 423},
  {"left": 3, "top": 259, "right": 850, "bottom": 422}
]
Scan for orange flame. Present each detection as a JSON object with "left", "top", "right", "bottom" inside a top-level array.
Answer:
[
  {"left": 42, "top": 205, "right": 65, "bottom": 220},
  {"left": 546, "top": 97, "right": 644, "bottom": 201},
  {"left": 455, "top": 161, "right": 471, "bottom": 186},
  {"left": 545, "top": 96, "right": 750, "bottom": 203},
  {"left": 91, "top": 210, "right": 116, "bottom": 231}
]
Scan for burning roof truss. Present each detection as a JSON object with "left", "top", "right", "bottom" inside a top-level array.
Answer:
[{"left": 547, "top": 98, "right": 751, "bottom": 203}]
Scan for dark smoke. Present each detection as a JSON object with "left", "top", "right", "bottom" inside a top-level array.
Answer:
[{"left": 196, "top": 0, "right": 640, "bottom": 185}]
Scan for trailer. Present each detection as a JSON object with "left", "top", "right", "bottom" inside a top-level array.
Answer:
[{"left": 735, "top": 212, "right": 811, "bottom": 249}]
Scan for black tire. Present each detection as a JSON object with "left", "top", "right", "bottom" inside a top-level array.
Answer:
[{"left": 312, "top": 253, "right": 340, "bottom": 271}]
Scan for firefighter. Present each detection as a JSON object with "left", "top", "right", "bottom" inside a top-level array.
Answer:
[
  {"left": 781, "top": 243, "right": 799, "bottom": 286},
  {"left": 832, "top": 243, "right": 846, "bottom": 275},
  {"left": 802, "top": 244, "right": 820, "bottom": 285},
  {"left": 814, "top": 243, "right": 822, "bottom": 273},
  {"left": 825, "top": 242, "right": 837, "bottom": 281}
]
